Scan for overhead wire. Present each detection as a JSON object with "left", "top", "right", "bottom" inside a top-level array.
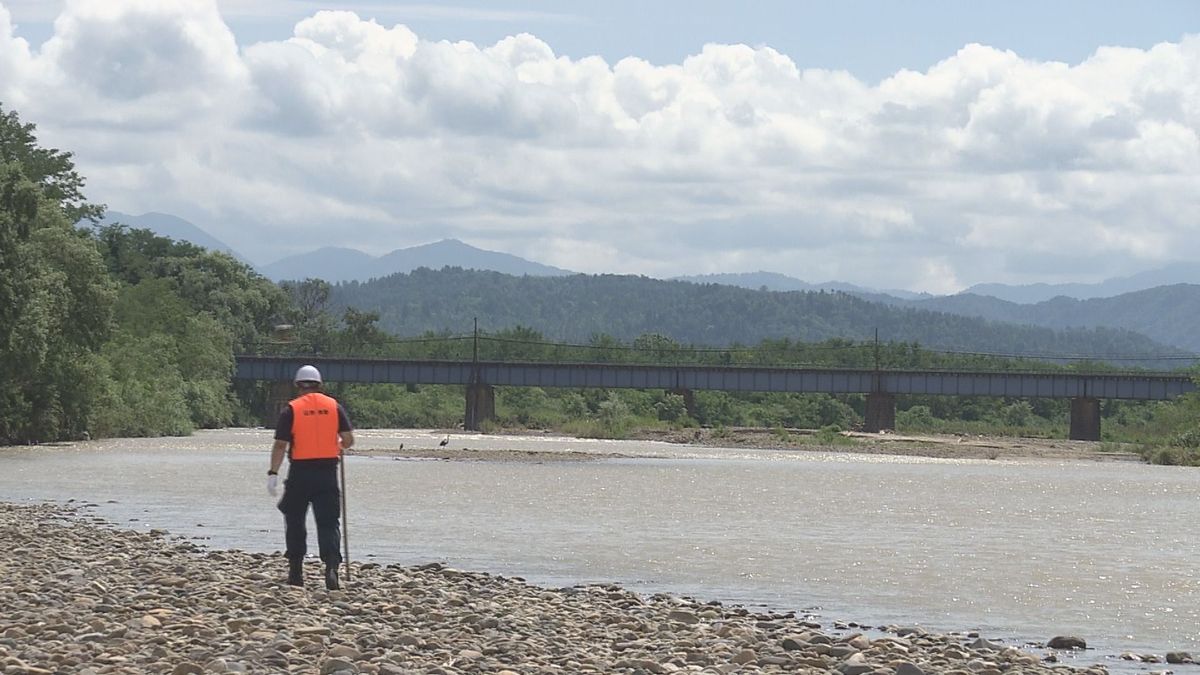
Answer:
[{"left": 242, "top": 332, "right": 1199, "bottom": 368}]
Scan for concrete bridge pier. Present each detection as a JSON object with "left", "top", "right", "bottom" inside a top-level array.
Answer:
[
  {"left": 667, "top": 388, "right": 697, "bottom": 419},
  {"left": 263, "top": 381, "right": 293, "bottom": 427},
  {"left": 465, "top": 383, "right": 496, "bottom": 431},
  {"left": 1069, "top": 397, "right": 1101, "bottom": 441},
  {"left": 864, "top": 393, "right": 896, "bottom": 433}
]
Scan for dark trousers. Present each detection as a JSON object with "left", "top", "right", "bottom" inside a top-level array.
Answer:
[{"left": 277, "top": 460, "right": 341, "bottom": 565}]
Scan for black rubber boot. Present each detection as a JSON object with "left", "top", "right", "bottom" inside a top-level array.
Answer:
[
  {"left": 324, "top": 564, "right": 340, "bottom": 591},
  {"left": 287, "top": 558, "right": 303, "bottom": 587}
]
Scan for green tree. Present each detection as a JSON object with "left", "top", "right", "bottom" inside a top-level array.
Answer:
[
  {"left": 499, "top": 386, "right": 552, "bottom": 426},
  {"left": 0, "top": 108, "right": 115, "bottom": 443},
  {"left": 1000, "top": 400, "right": 1034, "bottom": 427},
  {"left": 91, "top": 334, "right": 193, "bottom": 437},
  {"left": 632, "top": 333, "right": 682, "bottom": 362},
  {"left": 338, "top": 307, "right": 388, "bottom": 355},
  {"left": 279, "top": 278, "right": 336, "bottom": 352},
  {"left": 596, "top": 392, "right": 631, "bottom": 437},
  {"left": 897, "top": 405, "right": 935, "bottom": 430},
  {"left": 95, "top": 224, "right": 288, "bottom": 349},
  {"left": 560, "top": 392, "right": 589, "bottom": 418},
  {"left": 0, "top": 103, "right": 103, "bottom": 222},
  {"left": 108, "top": 279, "right": 236, "bottom": 429},
  {"left": 655, "top": 392, "right": 689, "bottom": 423}
]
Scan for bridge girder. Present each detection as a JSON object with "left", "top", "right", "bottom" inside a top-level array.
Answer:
[{"left": 236, "top": 356, "right": 1195, "bottom": 441}]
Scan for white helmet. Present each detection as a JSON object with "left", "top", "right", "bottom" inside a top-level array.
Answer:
[{"left": 294, "top": 365, "right": 322, "bottom": 384}]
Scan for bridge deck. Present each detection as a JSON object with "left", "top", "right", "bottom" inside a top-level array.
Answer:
[{"left": 234, "top": 356, "right": 1196, "bottom": 400}]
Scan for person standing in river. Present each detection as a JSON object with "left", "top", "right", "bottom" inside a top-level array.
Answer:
[{"left": 266, "top": 365, "right": 354, "bottom": 590}]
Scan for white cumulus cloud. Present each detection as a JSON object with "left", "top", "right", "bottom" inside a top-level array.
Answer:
[
  {"left": 0, "top": 4, "right": 33, "bottom": 106},
  {"left": 1, "top": 0, "right": 1197, "bottom": 293}
]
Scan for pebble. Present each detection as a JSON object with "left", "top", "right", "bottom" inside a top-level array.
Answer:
[{"left": 0, "top": 502, "right": 1122, "bottom": 675}]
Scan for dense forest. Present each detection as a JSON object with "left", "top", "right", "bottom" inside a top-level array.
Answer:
[
  {"left": 2, "top": 102, "right": 1199, "bottom": 464},
  {"left": 329, "top": 267, "right": 1188, "bottom": 364}
]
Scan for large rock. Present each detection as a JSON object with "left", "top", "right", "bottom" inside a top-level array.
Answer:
[
  {"left": 845, "top": 634, "right": 871, "bottom": 650},
  {"left": 730, "top": 649, "right": 756, "bottom": 665},
  {"left": 969, "top": 637, "right": 1002, "bottom": 651},
  {"left": 666, "top": 610, "right": 699, "bottom": 624},
  {"left": 326, "top": 645, "right": 362, "bottom": 661},
  {"left": 1047, "top": 636, "right": 1087, "bottom": 650},
  {"left": 838, "top": 652, "right": 873, "bottom": 675},
  {"left": 613, "top": 659, "right": 665, "bottom": 673},
  {"left": 319, "top": 658, "right": 358, "bottom": 674},
  {"left": 781, "top": 636, "right": 806, "bottom": 651}
]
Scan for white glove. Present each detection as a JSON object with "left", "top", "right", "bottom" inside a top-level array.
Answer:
[{"left": 267, "top": 474, "right": 278, "bottom": 497}]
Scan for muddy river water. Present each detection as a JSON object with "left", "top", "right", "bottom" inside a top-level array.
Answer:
[{"left": 2, "top": 428, "right": 1197, "bottom": 665}]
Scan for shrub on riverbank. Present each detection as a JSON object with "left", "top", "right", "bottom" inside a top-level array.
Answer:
[
  {"left": 786, "top": 424, "right": 860, "bottom": 447},
  {"left": 1139, "top": 444, "right": 1200, "bottom": 466}
]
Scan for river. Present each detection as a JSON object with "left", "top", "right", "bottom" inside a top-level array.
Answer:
[{"left": 1, "top": 428, "right": 1197, "bottom": 668}]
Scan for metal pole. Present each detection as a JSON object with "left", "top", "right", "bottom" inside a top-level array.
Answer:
[
  {"left": 874, "top": 327, "right": 880, "bottom": 372},
  {"left": 340, "top": 451, "right": 351, "bottom": 583},
  {"left": 872, "top": 328, "right": 881, "bottom": 396}
]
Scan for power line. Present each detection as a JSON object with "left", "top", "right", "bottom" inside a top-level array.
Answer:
[{"left": 246, "top": 334, "right": 1198, "bottom": 366}]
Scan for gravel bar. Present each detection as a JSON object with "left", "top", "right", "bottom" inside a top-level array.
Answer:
[{"left": 0, "top": 502, "right": 1109, "bottom": 675}]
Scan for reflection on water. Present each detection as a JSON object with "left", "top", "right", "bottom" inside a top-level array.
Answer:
[{"left": 2, "top": 428, "right": 1198, "bottom": 662}]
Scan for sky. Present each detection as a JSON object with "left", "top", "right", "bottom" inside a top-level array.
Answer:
[{"left": 0, "top": 1, "right": 1198, "bottom": 293}]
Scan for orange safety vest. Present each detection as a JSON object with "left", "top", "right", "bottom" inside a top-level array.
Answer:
[{"left": 289, "top": 392, "right": 341, "bottom": 460}]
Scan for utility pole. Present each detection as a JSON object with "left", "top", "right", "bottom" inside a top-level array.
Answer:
[
  {"left": 874, "top": 327, "right": 880, "bottom": 372},
  {"left": 466, "top": 317, "right": 481, "bottom": 431}
]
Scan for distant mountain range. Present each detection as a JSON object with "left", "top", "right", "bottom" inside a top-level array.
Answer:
[
  {"left": 87, "top": 209, "right": 1200, "bottom": 355},
  {"left": 259, "top": 238, "right": 573, "bottom": 282},
  {"left": 907, "top": 285, "right": 1200, "bottom": 353},
  {"left": 96, "top": 210, "right": 1200, "bottom": 302},
  {"left": 85, "top": 211, "right": 573, "bottom": 282},
  {"left": 961, "top": 263, "right": 1200, "bottom": 303},
  {"left": 679, "top": 268, "right": 1200, "bottom": 309}
]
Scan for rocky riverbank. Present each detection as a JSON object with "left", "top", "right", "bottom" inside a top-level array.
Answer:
[{"left": 1, "top": 501, "right": 1114, "bottom": 675}]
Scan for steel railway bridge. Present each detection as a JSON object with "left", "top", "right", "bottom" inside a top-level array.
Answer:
[{"left": 234, "top": 355, "right": 1196, "bottom": 441}]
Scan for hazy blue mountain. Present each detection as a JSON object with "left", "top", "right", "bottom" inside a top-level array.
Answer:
[
  {"left": 675, "top": 271, "right": 931, "bottom": 301},
  {"left": 330, "top": 267, "right": 1186, "bottom": 364},
  {"left": 259, "top": 247, "right": 378, "bottom": 283},
  {"left": 963, "top": 263, "right": 1200, "bottom": 303},
  {"left": 913, "top": 284, "right": 1200, "bottom": 352},
  {"left": 262, "top": 238, "right": 573, "bottom": 282},
  {"left": 93, "top": 211, "right": 250, "bottom": 263}
]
